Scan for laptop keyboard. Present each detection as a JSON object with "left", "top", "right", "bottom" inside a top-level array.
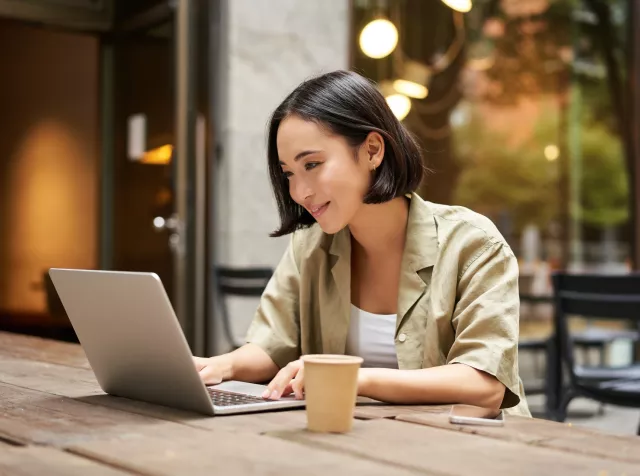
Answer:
[{"left": 206, "top": 388, "right": 266, "bottom": 407}]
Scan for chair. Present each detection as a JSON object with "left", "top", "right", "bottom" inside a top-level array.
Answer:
[
  {"left": 214, "top": 267, "right": 273, "bottom": 349},
  {"left": 517, "top": 274, "right": 550, "bottom": 386},
  {"left": 517, "top": 292, "right": 622, "bottom": 396},
  {"left": 549, "top": 272, "right": 640, "bottom": 435},
  {"left": 518, "top": 293, "right": 554, "bottom": 395}
]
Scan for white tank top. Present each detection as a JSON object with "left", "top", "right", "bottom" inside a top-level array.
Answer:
[{"left": 345, "top": 304, "right": 399, "bottom": 369}]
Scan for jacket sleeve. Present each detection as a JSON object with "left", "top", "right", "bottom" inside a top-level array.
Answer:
[
  {"left": 446, "top": 241, "right": 522, "bottom": 409},
  {"left": 245, "top": 234, "right": 301, "bottom": 368}
]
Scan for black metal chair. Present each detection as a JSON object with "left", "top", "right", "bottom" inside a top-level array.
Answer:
[
  {"left": 518, "top": 292, "right": 624, "bottom": 396},
  {"left": 214, "top": 267, "right": 273, "bottom": 349},
  {"left": 518, "top": 292, "right": 554, "bottom": 395},
  {"left": 549, "top": 272, "right": 640, "bottom": 435}
]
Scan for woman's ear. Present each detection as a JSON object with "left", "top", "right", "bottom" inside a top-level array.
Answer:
[{"left": 364, "top": 132, "right": 385, "bottom": 170}]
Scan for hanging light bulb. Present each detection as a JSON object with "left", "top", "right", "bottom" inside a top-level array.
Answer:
[
  {"left": 386, "top": 94, "right": 412, "bottom": 120},
  {"left": 359, "top": 18, "right": 398, "bottom": 59},
  {"left": 393, "top": 61, "right": 431, "bottom": 99},
  {"left": 441, "top": 0, "right": 472, "bottom": 13},
  {"left": 393, "top": 80, "right": 428, "bottom": 99},
  {"left": 379, "top": 81, "right": 411, "bottom": 121}
]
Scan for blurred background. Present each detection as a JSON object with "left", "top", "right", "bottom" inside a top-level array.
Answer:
[{"left": 0, "top": 0, "right": 639, "bottom": 433}]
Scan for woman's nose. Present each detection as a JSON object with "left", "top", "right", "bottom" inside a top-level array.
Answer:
[{"left": 291, "top": 177, "right": 313, "bottom": 203}]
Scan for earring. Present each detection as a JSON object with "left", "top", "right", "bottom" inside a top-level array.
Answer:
[{"left": 372, "top": 163, "right": 377, "bottom": 171}]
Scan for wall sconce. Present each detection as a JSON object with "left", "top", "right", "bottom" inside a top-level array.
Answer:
[
  {"left": 359, "top": 17, "right": 398, "bottom": 59},
  {"left": 141, "top": 144, "right": 173, "bottom": 165},
  {"left": 127, "top": 113, "right": 173, "bottom": 165}
]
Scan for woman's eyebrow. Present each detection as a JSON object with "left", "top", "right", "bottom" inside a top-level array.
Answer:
[{"left": 279, "top": 149, "right": 322, "bottom": 166}]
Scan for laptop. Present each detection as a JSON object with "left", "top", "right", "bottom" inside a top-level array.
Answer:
[{"left": 48, "top": 268, "right": 307, "bottom": 416}]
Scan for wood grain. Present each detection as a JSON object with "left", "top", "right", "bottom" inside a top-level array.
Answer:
[
  {"left": 0, "top": 446, "right": 132, "bottom": 476},
  {"left": 67, "top": 426, "right": 422, "bottom": 476},
  {"left": 397, "top": 411, "right": 640, "bottom": 465},
  {"left": 0, "top": 355, "right": 310, "bottom": 434},
  {"left": 354, "top": 404, "right": 451, "bottom": 420},
  {"left": 269, "top": 417, "right": 640, "bottom": 476},
  {"left": 1, "top": 330, "right": 638, "bottom": 476},
  {"left": 0, "top": 382, "right": 187, "bottom": 447},
  {"left": 0, "top": 332, "right": 89, "bottom": 369}
]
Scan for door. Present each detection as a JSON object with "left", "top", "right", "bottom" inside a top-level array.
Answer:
[{"left": 104, "top": 0, "right": 211, "bottom": 354}]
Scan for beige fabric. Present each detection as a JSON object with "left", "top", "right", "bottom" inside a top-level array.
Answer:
[{"left": 246, "top": 193, "right": 531, "bottom": 416}]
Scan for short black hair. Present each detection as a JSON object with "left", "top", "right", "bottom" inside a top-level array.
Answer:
[{"left": 267, "top": 70, "right": 424, "bottom": 237}]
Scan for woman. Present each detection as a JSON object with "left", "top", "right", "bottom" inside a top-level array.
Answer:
[{"left": 194, "top": 70, "right": 530, "bottom": 416}]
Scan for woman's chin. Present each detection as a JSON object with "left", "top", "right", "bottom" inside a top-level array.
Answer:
[{"left": 316, "top": 219, "right": 345, "bottom": 235}]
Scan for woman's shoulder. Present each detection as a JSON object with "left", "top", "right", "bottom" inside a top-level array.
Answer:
[
  {"left": 426, "top": 200, "right": 511, "bottom": 251},
  {"left": 416, "top": 200, "right": 516, "bottom": 274}
]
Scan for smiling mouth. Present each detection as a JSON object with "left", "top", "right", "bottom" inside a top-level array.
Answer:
[{"left": 308, "top": 202, "right": 330, "bottom": 218}]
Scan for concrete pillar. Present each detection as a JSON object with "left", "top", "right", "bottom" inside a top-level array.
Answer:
[{"left": 210, "top": 0, "right": 350, "bottom": 355}]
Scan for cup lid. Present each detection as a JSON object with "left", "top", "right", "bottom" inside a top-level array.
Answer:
[{"left": 301, "top": 354, "right": 364, "bottom": 365}]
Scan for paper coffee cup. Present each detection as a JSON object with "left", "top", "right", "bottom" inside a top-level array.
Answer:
[{"left": 301, "top": 354, "right": 363, "bottom": 433}]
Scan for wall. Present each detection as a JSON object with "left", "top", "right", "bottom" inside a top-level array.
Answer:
[
  {"left": 0, "top": 20, "right": 98, "bottom": 315},
  {"left": 211, "top": 0, "right": 350, "bottom": 353}
]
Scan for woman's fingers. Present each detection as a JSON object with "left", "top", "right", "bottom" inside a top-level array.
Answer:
[
  {"left": 193, "top": 356, "right": 223, "bottom": 385},
  {"left": 200, "top": 367, "right": 223, "bottom": 385},
  {"left": 263, "top": 359, "right": 303, "bottom": 399},
  {"left": 291, "top": 366, "right": 305, "bottom": 400},
  {"left": 199, "top": 363, "right": 223, "bottom": 385},
  {"left": 192, "top": 356, "right": 207, "bottom": 372}
]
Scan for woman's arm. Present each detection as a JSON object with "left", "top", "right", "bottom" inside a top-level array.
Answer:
[
  {"left": 358, "top": 364, "right": 506, "bottom": 409},
  {"left": 197, "top": 235, "right": 302, "bottom": 388},
  {"left": 195, "top": 343, "right": 279, "bottom": 385}
]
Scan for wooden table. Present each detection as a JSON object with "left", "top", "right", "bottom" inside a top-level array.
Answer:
[{"left": 0, "top": 331, "right": 639, "bottom": 475}]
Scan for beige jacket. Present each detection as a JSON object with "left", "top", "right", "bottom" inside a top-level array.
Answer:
[{"left": 246, "top": 193, "right": 531, "bottom": 416}]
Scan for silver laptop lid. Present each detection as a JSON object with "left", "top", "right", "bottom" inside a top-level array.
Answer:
[{"left": 48, "top": 268, "right": 215, "bottom": 415}]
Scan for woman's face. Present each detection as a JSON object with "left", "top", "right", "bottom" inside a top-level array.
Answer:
[{"left": 277, "top": 115, "right": 382, "bottom": 234}]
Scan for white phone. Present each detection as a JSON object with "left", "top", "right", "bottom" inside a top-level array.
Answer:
[{"left": 448, "top": 405, "right": 504, "bottom": 427}]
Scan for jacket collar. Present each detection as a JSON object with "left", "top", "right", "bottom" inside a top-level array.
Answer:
[{"left": 325, "top": 193, "right": 438, "bottom": 352}]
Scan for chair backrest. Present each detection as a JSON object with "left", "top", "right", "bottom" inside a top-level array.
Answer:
[
  {"left": 215, "top": 267, "right": 273, "bottom": 297},
  {"left": 214, "top": 267, "right": 273, "bottom": 349},
  {"left": 552, "top": 273, "right": 640, "bottom": 321},
  {"left": 551, "top": 272, "right": 640, "bottom": 379}
]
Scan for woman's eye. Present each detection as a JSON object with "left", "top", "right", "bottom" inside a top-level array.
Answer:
[
  {"left": 305, "top": 162, "right": 320, "bottom": 171},
  {"left": 282, "top": 171, "right": 293, "bottom": 179}
]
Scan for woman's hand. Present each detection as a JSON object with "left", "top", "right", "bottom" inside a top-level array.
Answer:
[
  {"left": 263, "top": 360, "right": 374, "bottom": 401},
  {"left": 193, "top": 355, "right": 231, "bottom": 385},
  {"left": 262, "top": 359, "right": 305, "bottom": 400}
]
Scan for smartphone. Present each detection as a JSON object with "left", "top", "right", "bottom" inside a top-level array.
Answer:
[{"left": 448, "top": 405, "right": 504, "bottom": 427}]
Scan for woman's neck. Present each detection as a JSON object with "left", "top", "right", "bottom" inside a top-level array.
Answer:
[{"left": 348, "top": 196, "right": 410, "bottom": 256}]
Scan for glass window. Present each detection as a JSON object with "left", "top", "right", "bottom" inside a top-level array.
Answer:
[{"left": 352, "top": 0, "right": 632, "bottom": 293}]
